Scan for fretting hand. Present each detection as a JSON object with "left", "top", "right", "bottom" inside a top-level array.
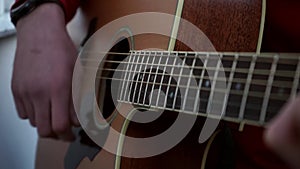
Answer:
[{"left": 265, "top": 95, "right": 300, "bottom": 169}]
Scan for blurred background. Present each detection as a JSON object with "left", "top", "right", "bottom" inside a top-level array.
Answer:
[{"left": 0, "top": 0, "right": 38, "bottom": 169}]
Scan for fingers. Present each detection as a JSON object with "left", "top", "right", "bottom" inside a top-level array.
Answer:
[
  {"left": 51, "top": 89, "right": 75, "bottom": 141},
  {"left": 264, "top": 97, "right": 300, "bottom": 169},
  {"left": 11, "top": 81, "right": 28, "bottom": 119},
  {"left": 12, "top": 94, "right": 28, "bottom": 119},
  {"left": 34, "top": 97, "right": 55, "bottom": 138},
  {"left": 12, "top": 78, "right": 77, "bottom": 141},
  {"left": 24, "top": 99, "right": 36, "bottom": 127},
  {"left": 11, "top": 83, "right": 36, "bottom": 126},
  {"left": 69, "top": 96, "right": 80, "bottom": 126}
]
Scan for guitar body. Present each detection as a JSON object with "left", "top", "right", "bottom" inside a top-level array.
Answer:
[{"left": 35, "top": 0, "right": 299, "bottom": 169}]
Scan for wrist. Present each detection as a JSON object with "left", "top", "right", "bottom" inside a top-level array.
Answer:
[
  {"left": 15, "top": 3, "right": 70, "bottom": 51},
  {"left": 11, "top": 0, "right": 66, "bottom": 26},
  {"left": 11, "top": 0, "right": 80, "bottom": 25},
  {"left": 16, "top": 3, "right": 65, "bottom": 30}
]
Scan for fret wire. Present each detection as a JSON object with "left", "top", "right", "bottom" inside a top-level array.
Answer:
[
  {"left": 172, "top": 54, "right": 187, "bottom": 110},
  {"left": 149, "top": 51, "right": 163, "bottom": 106},
  {"left": 140, "top": 53, "right": 151, "bottom": 104},
  {"left": 118, "top": 97, "right": 267, "bottom": 127},
  {"left": 91, "top": 51, "right": 299, "bottom": 125},
  {"left": 163, "top": 52, "right": 177, "bottom": 108},
  {"left": 207, "top": 54, "right": 223, "bottom": 114},
  {"left": 123, "top": 52, "right": 136, "bottom": 101},
  {"left": 155, "top": 52, "right": 170, "bottom": 107},
  {"left": 260, "top": 54, "right": 279, "bottom": 124},
  {"left": 132, "top": 51, "right": 145, "bottom": 103},
  {"left": 119, "top": 52, "right": 133, "bottom": 101},
  {"left": 121, "top": 88, "right": 253, "bottom": 107},
  {"left": 182, "top": 53, "right": 197, "bottom": 111},
  {"left": 127, "top": 51, "right": 140, "bottom": 102},
  {"left": 154, "top": 52, "right": 164, "bottom": 107},
  {"left": 238, "top": 54, "right": 257, "bottom": 120},
  {"left": 291, "top": 56, "right": 300, "bottom": 99},
  {"left": 100, "top": 76, "right": 294, "bottom": 98},
  {"left": 117, "top": 87, "right": 285, "bottom": 114},
  {"left": 222, "top": 54, "right": 239, "bottom": 116},
  {"left": 116, "top": 88, "right": 290, "bottom": 126},
  {"left": 193, "top": 53, "right": 209, "bottom": 113},
  {"left": 136, "top": 51, "right": 148, "bottom": 104},
  {"left": 142, "top": 52, "right": 156, "bottom": 105}
]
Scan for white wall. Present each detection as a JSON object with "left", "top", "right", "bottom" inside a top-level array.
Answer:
[{"left": 0, "top": 23, "right": 37, "bottom": 169}]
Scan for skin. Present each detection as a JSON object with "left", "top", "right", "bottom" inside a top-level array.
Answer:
[
  {"left": 264, "top": 96, "right": 300, "bottom": 169},
  {"left": 11, "top": 3, "right": 79, "bottom": 141}
]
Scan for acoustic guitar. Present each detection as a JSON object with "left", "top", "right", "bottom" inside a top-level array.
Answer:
[{"left": 35, "top": 0, "right": 300, "bottom": 169}]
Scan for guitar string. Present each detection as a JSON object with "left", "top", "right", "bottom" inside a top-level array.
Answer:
[
  {"left": 81, "top": 51, "right": 298, "bottom": 118},
  {"left": 82, "top": 52, "right": 297, "bottom": 124},
  {"left": 79, "top": 51, "right": 300, "bottom": 60},
  {"left": 81, "top": 64, "right": 298, "bottom": 79},
  {"left": 91, "top": 66, "right": 297, "bottom": 79},
  {"left": 82, "top": 53, "right": 298, "bottom": 97},
  {"left": 90, "top": 61, "right": 298, "bottom": 101},
  {"left": 92, "top": 69, "right": 296, "bottom": 90},
  {"left": 80, "top": 54, "right": 299, "bottom": 78},
  {"left": 97, "top": 78, "right": 292, "bottom": 102},
  {"left": 79, "top": 52, "right": 300, "bottom": 71},
  {"left": 80, "top": 57, "right": 299, "bottom": 67},
  {"left": 82, "top": 56, "right": 300, "bottom": 64},
  {"left": 101, "top": 84, "right": 281, "bottom": 122},
  {"left": 111, "top": 88, "right": 286, "bottom": 119},
  {"left": 114, "top": 98, "right": 280, "bottom": 124}
]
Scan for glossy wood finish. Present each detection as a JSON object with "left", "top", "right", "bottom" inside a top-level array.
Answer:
[
  {"left": 80, "top": 0, "right": 178, "bottom": 50},
  {"left": 261, "top": 0, "right": 300, "bottom": 52},
  {"left": 175, "top": 0, "right": 262, "bottom": 52},
  {"left": 118, "top": 1, "right": 262, "bottom": 169}
]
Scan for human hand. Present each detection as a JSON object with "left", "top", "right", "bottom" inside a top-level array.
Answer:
[
  {"left": 11, "top": 3, "right": 79, "bottom": 141},
  {"left": 264, "top": 95, "right": 300, "bottom": 169}
]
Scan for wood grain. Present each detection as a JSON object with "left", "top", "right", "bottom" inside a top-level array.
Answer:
[{"left": 175, "top": 0, "right": 262, "bottom": 52}]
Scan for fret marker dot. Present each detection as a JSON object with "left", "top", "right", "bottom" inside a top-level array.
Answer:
[
  {"left": 169, "top": 92, "right": 174, "bottom": 99},
  {"left": 139, "top": 74, "right": 144, "bottom": 80},
  {"left": 150, "top": 75, "right": 154, "bottom": 81},
  {"left": 204, "top": 80, "right": 210, "bottom": 87},
  {"left": 235, "top": 83, "right": 242, "bottom": 90},
  {"left": 278, "top": 88, "right": 285, "bottom": 96}
]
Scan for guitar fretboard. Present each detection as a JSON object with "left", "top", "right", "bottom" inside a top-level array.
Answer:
[{"left": 104, "top": 51, "right": 300, "bottom": 126}]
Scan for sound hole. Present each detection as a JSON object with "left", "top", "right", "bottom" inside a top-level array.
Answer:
[{"left": 95, "top": 38, "right": 130, "bottom": 119}]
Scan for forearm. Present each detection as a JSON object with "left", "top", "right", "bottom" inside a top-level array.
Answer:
[{"left": 16, "top": 3, "right": 65, "bottom": 32}]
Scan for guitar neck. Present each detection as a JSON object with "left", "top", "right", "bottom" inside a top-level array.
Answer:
[{"left": 114, "top": 51, "right": 300, "bottom": 126}]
